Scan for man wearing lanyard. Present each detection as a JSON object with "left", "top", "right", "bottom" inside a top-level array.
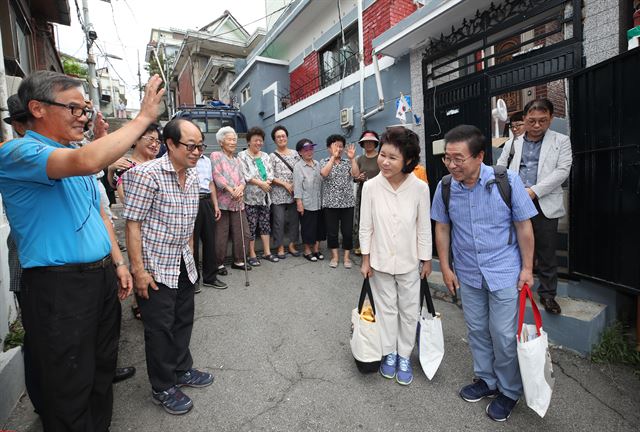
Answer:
[
  {"left": 0, "top": 70, "right": 164, "bottom": 431},
  {"left": 194, "top": 151, "right": 227, "bottom": 289}
]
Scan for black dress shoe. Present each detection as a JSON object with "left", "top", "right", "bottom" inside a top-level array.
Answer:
[
  {"left": 540, "top": 297, "right": 562, "bottom": 315},
  {"left": 113, "top": 366, "right": 136, "bottom": 383}
]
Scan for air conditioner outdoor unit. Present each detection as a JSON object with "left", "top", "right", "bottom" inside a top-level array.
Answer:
[{"left": 340, "top": 107, "right": 354, "bottom": 128}]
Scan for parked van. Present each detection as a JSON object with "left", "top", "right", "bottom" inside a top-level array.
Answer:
[{"left": 171, "top": 101, "right": 248, "bottom": 156}]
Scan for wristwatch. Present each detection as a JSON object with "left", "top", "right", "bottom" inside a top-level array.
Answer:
[{"left": 114, "top": 260, "right": 127, "bottom": 268}]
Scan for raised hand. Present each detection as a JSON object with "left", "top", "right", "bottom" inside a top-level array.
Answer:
[
  {"left": 138, "top": 74, "right": 166, "bottom": 123},
  {"left": 346, "top": 143, "right": 356, "bottom": 160}
]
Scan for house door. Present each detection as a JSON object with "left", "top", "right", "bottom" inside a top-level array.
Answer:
[{"left": 569, "top": 49, "right": 640, "bottom": 294}]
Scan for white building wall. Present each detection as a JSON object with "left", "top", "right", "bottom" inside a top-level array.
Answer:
[{"left": 0, "top": 197, "right": 17, "bottom": 347}]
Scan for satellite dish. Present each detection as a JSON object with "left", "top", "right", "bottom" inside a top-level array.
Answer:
[{"left": 492, "top": 98, "right": 508, "bottom": 138}]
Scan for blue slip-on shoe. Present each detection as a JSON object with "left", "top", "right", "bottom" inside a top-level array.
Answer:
[
  {"left": 486, "top": 393, "right": 518, "bottom": 422},
  {"left": 151, "top": 386, "right": 193, "bottom": 415},
  {"left": 379, "top": 352, "right": 397, "bottom": 379},
  {"left": 396, "top": 355, "right": 413, "bottom": 385},
  {"left": 459, "top": 378, "right": 500, "bottom": 402},
  {"left": 177, "top": 368, "right": 214, "bottom": 388}
]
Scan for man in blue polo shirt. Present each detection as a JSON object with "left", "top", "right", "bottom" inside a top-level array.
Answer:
[
  {"left": 431, "top": 125, "right": 537, "bottom": 422},
  {"left": 0, "top": 70, "right": 164, "bottom": 432}
]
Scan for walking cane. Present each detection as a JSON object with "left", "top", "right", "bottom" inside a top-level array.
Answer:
[{"left": 238, "top": 206, "right": 250, "bottom": 286}]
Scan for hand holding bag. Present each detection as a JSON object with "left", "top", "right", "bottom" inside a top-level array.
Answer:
[
  {"left": 350, "top": 278, "right": 382, "bottom": 373},
  {"left": 516, "top": 284, "right": 555, "bottom": 417},
  {"left": 417, "top": 278, "right": 444, "bottom": 380}
]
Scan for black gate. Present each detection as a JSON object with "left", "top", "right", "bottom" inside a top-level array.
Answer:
[{"left": 569, "top": 49, "right": 640, "bottom": 294}]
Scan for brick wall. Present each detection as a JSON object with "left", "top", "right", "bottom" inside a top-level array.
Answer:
[
  {"left": 363, "top": 0, "right": 417, "bottom": 65},
  {"left": 177, "top": 60, "right": 195, "bottom": 106},
  {"left": 289, "top": 52, "right": 320, "bottom": 104}
]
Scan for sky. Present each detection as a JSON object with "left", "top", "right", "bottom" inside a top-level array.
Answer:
[{"left": 55, "top": 0, "right": 271, "bottom": 109}]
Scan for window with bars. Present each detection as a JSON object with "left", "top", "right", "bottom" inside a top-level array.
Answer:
[{"left": 319, "top": 26, "right": 359, "bottom": 89}]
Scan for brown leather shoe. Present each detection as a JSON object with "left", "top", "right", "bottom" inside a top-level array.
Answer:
[{"left": 540, "top": 297, "right": 562, "bottom": 315}]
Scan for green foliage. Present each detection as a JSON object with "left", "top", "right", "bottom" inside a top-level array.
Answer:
[
  {"left": 62, "top": 57, "right": 88, "bottom": 79},
  {"left": 591, "top": 322, "right": 640, "bottom": 375},
  {"left": 3, "top": 319, "right": 24, "bottom": 352}
]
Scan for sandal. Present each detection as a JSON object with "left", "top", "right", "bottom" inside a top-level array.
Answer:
[
  {"left": 131, "top": 306, "right": 141, "bottom": 320},
  {"left": 288, "top": 250, "right": 301, "bottom": 257},
  {"left": 329, "top": 259, "right": 338, "bottom": 268},
  {"left": 261, "top": 254, "right": 280, "bottom": 263},
  {"left": 248, "top": 257, "right": 261, "bottom": 267},
  {"left": 276, "top": 253, "right": 287, "bottom": 260},
  {"left": 231, "top": 262, "right": 252, "bottom": 271},
  {"left": 344, "top": 260, "right": 353, "bottom": 269},
  {"left": 217, "top": 265, "right": 228, "bottom": 276},
  {"left": 303, "top": 254, "right": 318, "bottom": 262},
  {"left": 314, "top": 251, "right": 325, "bottom": 260}
]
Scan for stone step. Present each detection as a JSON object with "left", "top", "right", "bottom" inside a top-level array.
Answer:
[{"left": 426, "top": 261, "right": 607, "bottom": 356}]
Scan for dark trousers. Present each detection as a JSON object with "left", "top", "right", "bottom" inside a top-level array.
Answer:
[
  {"left": 215, "top": 209, "right": 251, "bottom": 266},
  {"left": 271, "top": 203, "right": 299, "bottom": 247},
  {"left": 193, "top": 195, "right": 217, "bottom": 282},
  {"left": 300, "top": 209, "right": 326, "bottom": 245},
  {"left": 21, "top": 264, "right": 121, "bottom": 432},
  {"left": 15, "top": 291, "right": 44, "bottom": 416},
  {"left": 324, "top": 207, "right": 354, "bottom": 250},
  {"left": 136, "top": 260, "right": 195, "bottom": 391},
  {"left": 532, "top": 200, "right": 559, "bottom": 299}
]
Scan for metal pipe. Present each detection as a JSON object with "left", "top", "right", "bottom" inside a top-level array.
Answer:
[
  {"left": 362, "top": 54, "right": 384, "bottom": 121},
  {"left": 358, "top": 0, "right": 365, "bottom": 129}
]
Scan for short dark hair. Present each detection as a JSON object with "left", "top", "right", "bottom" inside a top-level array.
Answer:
[
  {"left": 162, "top": 118, "right": 202, "bottom": 151},
  {"left": 444, "top": 125, "right": 485, "bottom": 157},
  {"left": 523, "top": 98, "right": 554, "bottom": 116},
  {"left": 380, "top": 127, "right": 420, "bottom": 173},
  {"left": 271, "top": 124, "right": 288, "bottom": 141},
  {"left": 326, "top": 134, "right": 346, "bottom": 147},
  {"left": 246, "top": 126, "right": 265, "bottom": 142},
  {"left": 509, "top": 111, "right": 523, "bottom": 123},
  {"left": 18, "top": 71, "right": 82, "bottom": 118},
  {"left": 133, "top": 123, "right": 162, "bottom": 147}
]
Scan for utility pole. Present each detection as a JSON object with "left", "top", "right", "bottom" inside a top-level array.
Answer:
[{"left": 81, "top": 0, "right": 100, "bottom": 105}]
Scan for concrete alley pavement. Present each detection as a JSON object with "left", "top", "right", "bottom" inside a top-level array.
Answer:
[{"left": 5, "top": 210, "right": 640, "bottom": 432}]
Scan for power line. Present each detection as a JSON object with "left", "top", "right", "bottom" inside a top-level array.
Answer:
[{"left": 176, "top": 3, "right": 291, "bottom": 50}]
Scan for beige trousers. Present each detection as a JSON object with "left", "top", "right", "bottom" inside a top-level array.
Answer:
[{"left": 369, "top": 268, "right": 420, "bottom": 358}]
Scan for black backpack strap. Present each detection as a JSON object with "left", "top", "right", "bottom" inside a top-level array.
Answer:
[
  {"left": 486, "top": 165, "right": 514, "bottom": 244},
  {"left": 441, "top": 174, "right": 452, "bottom": 215}
]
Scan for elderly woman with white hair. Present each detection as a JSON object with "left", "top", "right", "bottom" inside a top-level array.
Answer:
[{"left": 211, "top": 126, "right": 252, "bottom": 275}]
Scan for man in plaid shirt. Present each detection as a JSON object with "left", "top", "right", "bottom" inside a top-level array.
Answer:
[{"left": 123, "top": 118, "right": 213, "bottom": 415}]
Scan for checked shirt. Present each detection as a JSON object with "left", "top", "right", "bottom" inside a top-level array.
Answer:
[{"left": 122, "top": 154, "right": 199, "bottom": 289}]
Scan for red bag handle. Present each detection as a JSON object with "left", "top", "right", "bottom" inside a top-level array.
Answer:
[{"left": 517, "top": 284, "right": 542, "bottom": 340}]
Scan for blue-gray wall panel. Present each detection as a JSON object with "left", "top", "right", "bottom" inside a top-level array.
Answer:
[{"left": 239, "top": 55, "right": 413, "bottom": 160}]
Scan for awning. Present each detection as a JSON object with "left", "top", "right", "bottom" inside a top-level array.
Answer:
[{"left": 372, "top": 0, "right": 494, "bottom": 58}]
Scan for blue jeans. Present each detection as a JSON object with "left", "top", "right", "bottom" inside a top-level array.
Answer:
[{"left": 460, "top": 279, "right": 522, "bottom": 400}]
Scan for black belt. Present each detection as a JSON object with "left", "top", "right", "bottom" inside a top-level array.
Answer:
[
  {"left": 199, "top": 193, "right": 211, "bottom": 200},
  {"left": 29, "top": 255, "right": 112, "bottom": 273}
]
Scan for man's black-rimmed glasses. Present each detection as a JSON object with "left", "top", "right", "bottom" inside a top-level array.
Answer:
[
  {"left": 36, "top": 99, "right": 94, "bottom": 120},
  {"left": 177, "top": 141, "right": 207, "bottom": 153}
]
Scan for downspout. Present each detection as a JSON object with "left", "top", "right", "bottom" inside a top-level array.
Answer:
[
  {"left": 358, "top": 0, "right": 365, "bottom": 129},
  {"left": 362, "top": 53, "right": 384, "bottom": 123}
]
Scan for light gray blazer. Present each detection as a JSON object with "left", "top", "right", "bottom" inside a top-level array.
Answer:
[{"left": 496, "top": 130, "right": 572, "bottom": 219}]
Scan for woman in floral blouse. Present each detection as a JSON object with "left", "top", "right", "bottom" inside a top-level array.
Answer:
[
  {"left": 269, "top": 125, "right": 301, "bottom": 259},
  {"left": 320, "top": 134, "right": 360, "bottom": 268},
  {"left": 211, "top": 126, "right": 252, "bottom": 273},
  {"left": 238, "top": 127, "right": 278, "bottom": 266}
]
